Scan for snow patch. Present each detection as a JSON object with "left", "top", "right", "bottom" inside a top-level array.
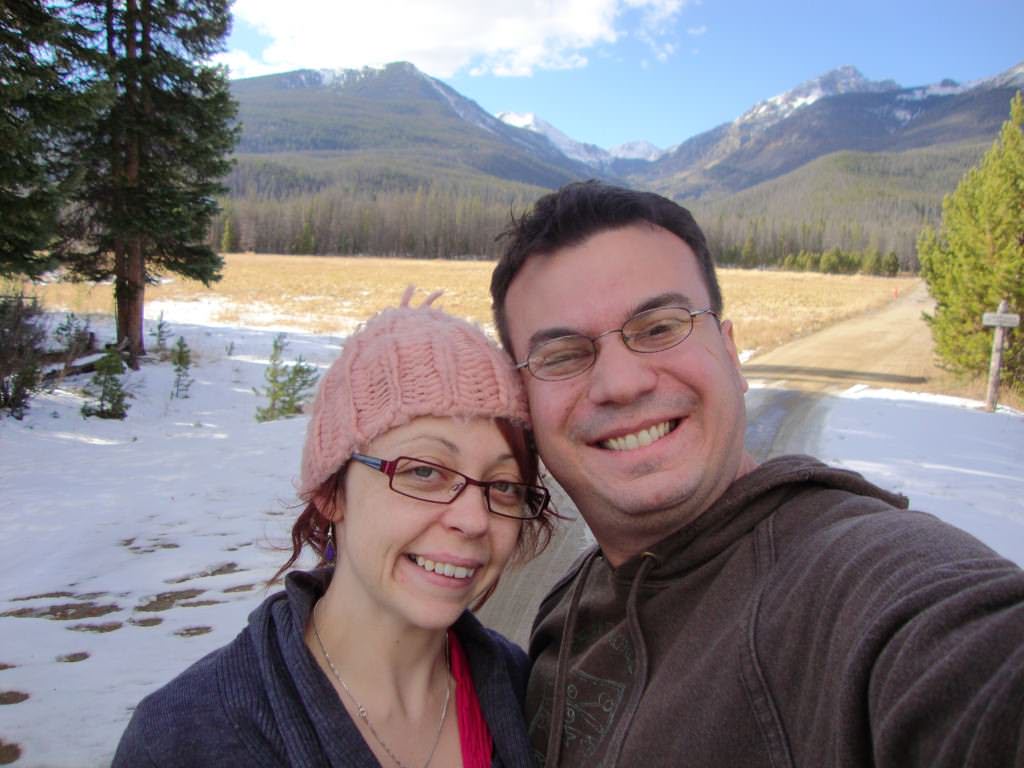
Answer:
[{"left": 2, "top": 314, "right": 1022, "bottom": 765}]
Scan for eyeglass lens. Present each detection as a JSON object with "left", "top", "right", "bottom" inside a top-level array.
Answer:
[
  {"left": 390, "top": 458, "right": 542, "bottom": 519},
  {"left": 528, "top": 306, "right": 696, "bottom": 380}
]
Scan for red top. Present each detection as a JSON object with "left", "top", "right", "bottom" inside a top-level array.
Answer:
[{"left": 448, "top": 629, "right": 493, "bottom": 768}]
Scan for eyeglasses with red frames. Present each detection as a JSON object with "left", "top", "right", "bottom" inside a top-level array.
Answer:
[{"left": 350, "top": 453, "right": 549, "bottom": 520}]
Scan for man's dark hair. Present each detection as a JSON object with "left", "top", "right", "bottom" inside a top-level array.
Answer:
[{"left": 490, "top": 180, "right": 723, "bottom": 356}]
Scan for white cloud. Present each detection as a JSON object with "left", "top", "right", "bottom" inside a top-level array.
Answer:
[
  {"left": 224, "top": 0, "right": 688, "bottom": 79},
  {"left": 211, "top": 49, "right": 280, "bottom": 79},
  {"left": 687, "top": 25, "right": 707, "bottom": 36}
]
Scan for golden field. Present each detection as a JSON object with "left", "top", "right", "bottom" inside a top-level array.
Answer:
[
  {"left": 16, "top": 253, "right": 920, "bottom": 355},
  {"left": 17, "top": 253, "right": 1018, "bottom": 406}
]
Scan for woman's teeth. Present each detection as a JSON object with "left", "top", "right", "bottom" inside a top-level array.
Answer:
[
  {"left": 602, "top": 420, "right": 675, "bottom": 451},
  {"left": 413, "top": 556, "right": 475, "bottom": 580}
]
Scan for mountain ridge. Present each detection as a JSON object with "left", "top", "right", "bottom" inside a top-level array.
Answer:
[{"left": 221, "top": 59, "right": 1023, "bottom": 263}]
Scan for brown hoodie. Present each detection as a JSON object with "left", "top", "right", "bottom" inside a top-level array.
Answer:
[{"left": 527, "top": 455, "right": 1024, "bottom": 767}]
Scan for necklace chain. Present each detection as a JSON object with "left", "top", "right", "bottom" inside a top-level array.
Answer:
[{"left": 311, "top": 603, "right": 451, "bottom": 768}]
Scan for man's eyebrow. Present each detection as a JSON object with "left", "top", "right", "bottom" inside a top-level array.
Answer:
[
  {"left": 631, "top": 292, "right": 696, "bottom": 314},
  {"left": 524, "top": 292, "right": 699, "bottom": 352},
  {"left": 526, "top": 326, "right": 584, "bottom": 351}
]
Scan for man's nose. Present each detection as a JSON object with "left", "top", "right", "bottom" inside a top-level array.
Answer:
[{"left": 586, "top": 333, "right": 658, "bottom": 405}]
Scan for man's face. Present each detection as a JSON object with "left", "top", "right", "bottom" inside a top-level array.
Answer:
[{"left": 504, "top": 224, "right": 753, "bottom": 564}]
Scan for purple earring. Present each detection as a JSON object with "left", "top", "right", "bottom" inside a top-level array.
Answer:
[{"left": 324, "top": 522, "right": 336, "bottom": 563}]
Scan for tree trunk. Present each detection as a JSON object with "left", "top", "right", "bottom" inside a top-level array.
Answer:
[
  {"left": 116, "top": 240, "right": 146, "bottom": 366},
  {"left": 114, "top": 0, "right": 145, "bottom": 367}
]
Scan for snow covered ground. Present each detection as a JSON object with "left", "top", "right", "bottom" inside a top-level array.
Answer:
[{"left": 1, "top": 306, "right": 1022, "bottom": 767}]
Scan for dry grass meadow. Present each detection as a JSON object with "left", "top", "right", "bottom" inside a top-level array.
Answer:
[
  {"left": 17, "top": 252, "right": 1015, "bottom": 406},
  {"left": 18, "top": 253, "right": 920, "bottom": 352}
]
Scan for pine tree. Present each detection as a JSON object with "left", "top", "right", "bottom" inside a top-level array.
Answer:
[
  {"left": 149, "top": 311, "right": 170, "bottom": 358},
  {"left": 254, "top": 334, "right": 319, "bottom": 422},
  {"left": 0, "top": 1, "right": 106, "bottom": 277},
  {"left": 918, "top": 92, "right": 1024, "bottom": 393},
  {"left": 169, "top": 335, "right": 192, "bottom": 399},
  {"left": 219, "top": 210, "right": 239, "bottom": 253},
  {"left": 81, "top": 348, "right": 130, "bottom": 419},
  {"left": 54, "top": 0, "right": 238, "bottom": 368}
]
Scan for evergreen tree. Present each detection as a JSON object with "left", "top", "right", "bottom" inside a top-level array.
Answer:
[
  {"left": 169, "top": 335, "right": 192, "bottom": 399},
  {"left": 54, "top": 0, "right": 238, "bottom": 368},
  {"left": 881, "top": 251, "right": 900, "bottom": 277},
  {"left": 149, "top": 310, "right": 170, "bottom": 358},
  {"left": 254, "top": 333, "right": 319, "bottom": 422},
  {"left": 219, "top": 209, "right": 239, "bottom": 253},
  {"left": 918, "top": 92, "right": 1024, "bottom": 394},
  {"left": 0, "top": 1, "right": 105, "bottom": 277},
  {"left": 81, "top": 348, "right": 130, "bottom": 419}
]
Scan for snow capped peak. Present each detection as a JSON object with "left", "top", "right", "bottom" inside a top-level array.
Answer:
[
  {"left": 311, "top": 64, "right": 386, "bottom": 87},
  {"left": 314, "top": 68, "right": 355, "bottom": 87},
  {"left": 497, "top": 111, "right": 611, "bottom": 166},
  {"left": 497, "top": 111, "right": 538, "bottom": 130},
  {"left": 737, "top": 65, "right": 901, "bottom": 127},
  {"left": 971, "top": 60, "right": 1024, "bottom": 90},
  {"left": 609, "top": 140, "right": 665, "bottom": 162}
]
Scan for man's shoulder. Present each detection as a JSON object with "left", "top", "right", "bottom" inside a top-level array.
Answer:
[{"left": 770, "top": 476, "right": 994, "bottom": 562}]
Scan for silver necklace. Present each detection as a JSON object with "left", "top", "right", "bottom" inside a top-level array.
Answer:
[{"left": 311, "top": 602, "right": 451, "bottom": 768}]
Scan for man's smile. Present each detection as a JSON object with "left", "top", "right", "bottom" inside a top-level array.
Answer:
[{"left": 598, "top": 419, "right": 681, "bottom": 451}]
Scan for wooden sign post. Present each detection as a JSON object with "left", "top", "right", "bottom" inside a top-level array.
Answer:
[{"left": 982, "top": 299, "right": 1020, "bottom": 412}]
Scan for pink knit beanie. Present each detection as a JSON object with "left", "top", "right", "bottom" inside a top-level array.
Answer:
[{"left": 298, "top": 287, "right": 529, "bottom": 497}]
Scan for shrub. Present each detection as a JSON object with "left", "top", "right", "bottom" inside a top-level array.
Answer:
[
  {"left": 0, "top": 296, "right": 46, "bottom": 419},
  {"left": 53, "top": 313, "right": 93, "bottom": 371}
]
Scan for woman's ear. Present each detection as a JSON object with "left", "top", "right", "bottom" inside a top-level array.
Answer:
[{"left": 312, "top": 477, "right": 346, "bottom": 523}]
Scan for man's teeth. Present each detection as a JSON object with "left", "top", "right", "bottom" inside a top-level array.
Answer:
[
  {"left": 413, "top": 556, "right": 475, "bottom": 580},
  {"left": 602, "top": 420, "right": 674, "bottom": 451}
]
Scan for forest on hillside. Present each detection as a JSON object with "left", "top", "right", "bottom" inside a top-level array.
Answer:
[
  {"left": 207, "top": 140, "right": 990, "bottom": 272},
  {"left": 686, "top": 141, "right": 990, "bottom": 272},
  {"left": 215, "top": 184, "right": 539, "bottom": 259}
]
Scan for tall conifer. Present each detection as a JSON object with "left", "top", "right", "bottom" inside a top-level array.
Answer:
[
  {"left": 55, "top": 0, "right": 238, "bottom": 367},
  {"left": 918, "top": 92, "right": 1024, "bottom": 394},
  {"left": 0, "top": 1, "right": 105, "bottom": 277}
]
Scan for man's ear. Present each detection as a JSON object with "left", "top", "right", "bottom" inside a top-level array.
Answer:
[{"left": 720, "top": 318, "right": 749, "bottom": 394}]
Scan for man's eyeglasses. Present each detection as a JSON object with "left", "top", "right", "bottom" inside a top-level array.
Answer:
[
  {"left": 515, "top": 305, "right": 719, "bottom": 381},
  {"left": 350, "top": 453, "right": 549, "bottom": 520}
]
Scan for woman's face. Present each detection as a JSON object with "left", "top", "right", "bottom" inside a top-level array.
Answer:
[{"left": 330, "top": 416, "right": 524, "bottom": 632}]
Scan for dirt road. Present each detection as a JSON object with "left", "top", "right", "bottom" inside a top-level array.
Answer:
[
  {"left": 743, "top": 280, "right": 937, "bottom": 392},
  {"left": 480, "top": 282, "right": 942, "bottom": 645}
]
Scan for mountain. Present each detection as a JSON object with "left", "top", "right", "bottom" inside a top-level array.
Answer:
[
  {"left": 497, "top": 111, "right": 613, "bottom": 167},
  {"left": 219, "top": 59, "right": 1022, "bottom": 263},
  {"left": 496, "top": 111, "right": 670, "bottom": 179},
  {"left": 609, "top": 140, "right": 666, "bottom": 162},
  {"left": 636, "top": 62, "right": 1024, "bottom": 199},
  {"left": 734, "top": 65, "right": 900, "bottom": 130},
  {"left": 230, "top": 61, "right": 599, "bottom": 190}
]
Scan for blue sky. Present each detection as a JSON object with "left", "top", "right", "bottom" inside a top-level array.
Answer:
[{"left": 220, "top": 0, "right": 1023, "bottom": 150}]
